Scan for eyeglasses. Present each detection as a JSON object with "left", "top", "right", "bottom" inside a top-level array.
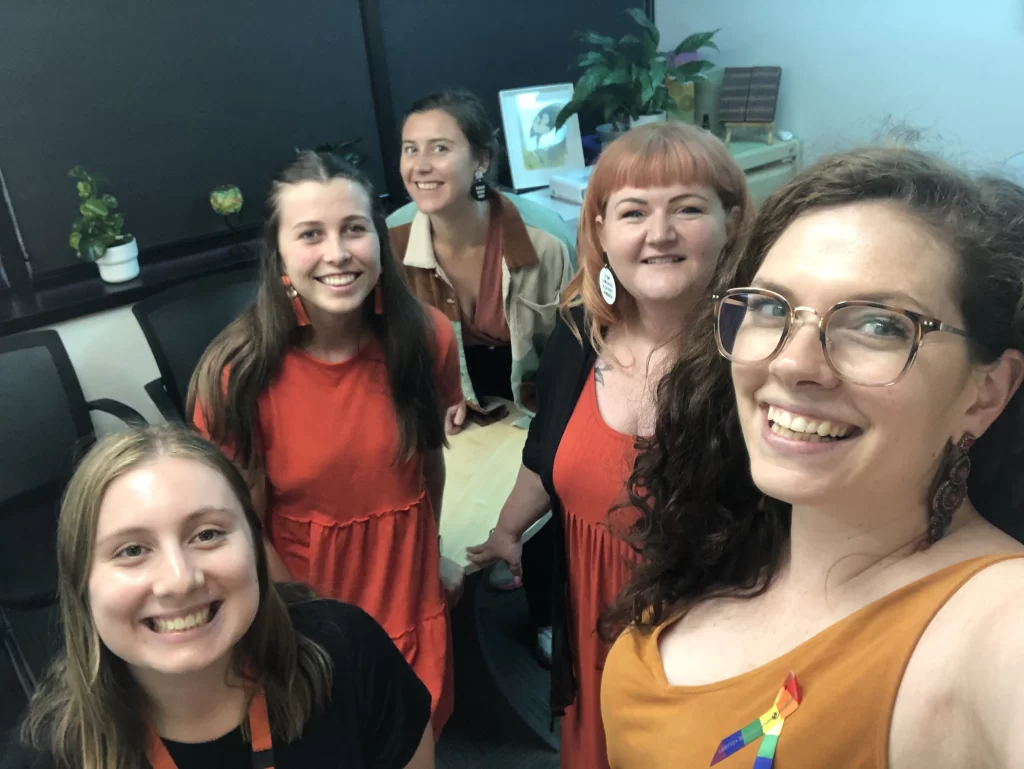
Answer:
[{"left": 713, "top": 287, "right": 969, "bottom": 386}]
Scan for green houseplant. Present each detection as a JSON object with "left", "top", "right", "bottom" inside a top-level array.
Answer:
[
  {"left": 210, "top": 184, "right": 244, "bottom": 231},
  {"left": 68, "top": 166, "right": 139, "bottom": 282},
  {"left": 555, "top": 8, "right": 718, "bottom": 132}
]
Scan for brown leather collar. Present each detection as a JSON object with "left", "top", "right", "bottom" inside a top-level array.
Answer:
[{"left": 389, "top": 193, "right": 540, "bottom": 271}]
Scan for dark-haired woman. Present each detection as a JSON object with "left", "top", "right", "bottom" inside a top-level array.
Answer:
[
  {"left": 387, "top": 88, "right": 577, "bottom": 658},
  {"left": 387, "top": 88, "right": 576, "bottom": 431},
  {"left": 2, "top": 426, "right": 433, "bottom": 769},
  {"left": 601, "top": 149, "right": 1024, "bottom": 769},
  {"left": 189, "top": 151, "right": 461, "bottom": 737}
]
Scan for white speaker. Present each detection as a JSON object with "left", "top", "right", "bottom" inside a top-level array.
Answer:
[{"left": 694, "top": 66, "right": 726, "bottom": 130}]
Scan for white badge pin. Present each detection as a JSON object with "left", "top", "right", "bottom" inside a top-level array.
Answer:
[{"left": 599, "top": 265, "right": 617, "bottom": 305}]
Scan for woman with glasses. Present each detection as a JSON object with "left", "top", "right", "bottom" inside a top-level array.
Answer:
[{"left": 600, "top": 148, "right": 1024, "bottom": 768}]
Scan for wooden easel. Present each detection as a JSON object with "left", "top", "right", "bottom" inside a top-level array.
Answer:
[
  {"left": 719, "top": 66, "right": 783, "bottom": 146},
  {"left": 723, "top": 121, "right": 775, "bottom": 145}
]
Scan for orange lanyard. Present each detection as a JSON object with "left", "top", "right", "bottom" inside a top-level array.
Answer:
[{"left": 145, "top": 689, "right": 275, "bottom": 769}]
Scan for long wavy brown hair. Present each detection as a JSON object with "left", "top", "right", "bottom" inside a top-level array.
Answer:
[
  {"left": 19, "top": 426, "right": 333, "bottom": 769},
  {"left": 187, "top": 151, "right": 446, "bottom": 470},
  {"left": 604, "top": 147, "right": 1024, "bottom": 637},
  {"left": 561, "top": 122, "right": 752, "bottom": 352}
]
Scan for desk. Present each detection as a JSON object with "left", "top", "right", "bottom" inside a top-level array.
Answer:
[{"left": 437, "top": 405, "right": 550, "bottom": 588}]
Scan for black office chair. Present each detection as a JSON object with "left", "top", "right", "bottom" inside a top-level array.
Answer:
[
  {"left": 132, "top": 266, "right": 258, "bottom": 421},
  {"left": 0, "top": 329, "right": 145, "bottom": 729}
]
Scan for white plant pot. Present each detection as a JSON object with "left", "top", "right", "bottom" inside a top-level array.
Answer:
[
  {"left": 96, "top": 238, "right": 140, "bottom": 283},
  {"left": 631, "top": 112, "right": 668, "bottom": 127}
]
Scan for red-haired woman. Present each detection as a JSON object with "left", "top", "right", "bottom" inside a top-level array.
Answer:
[{"left": 468, "top": 122, "right": 752, "bottom": 769}]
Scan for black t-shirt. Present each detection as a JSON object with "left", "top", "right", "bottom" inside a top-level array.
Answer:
[{"left": 2, "top": 599, "right": 432, "bottom": 769}]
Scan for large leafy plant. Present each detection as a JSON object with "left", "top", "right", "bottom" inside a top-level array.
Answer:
[
  {"left": 68, "top": 166, "right": 131, "bottom": 262},
  {"left": 555, "top": 8, "right": 718, "bottom": 131}
]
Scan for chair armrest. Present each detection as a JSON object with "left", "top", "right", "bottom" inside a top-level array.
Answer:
[
  {"left": 87, "top": 398, "right": 148, "bottom": 426},
  {"left": 143, "top": 378, "right": 184, "bottom": 422},
  {"left": 1, "top": 609, "right": 38, "bottom": 697}
]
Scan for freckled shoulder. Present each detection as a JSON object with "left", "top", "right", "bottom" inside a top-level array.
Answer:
[{"left": 886, "top": 554, "right": 1024, "bottom": 768}]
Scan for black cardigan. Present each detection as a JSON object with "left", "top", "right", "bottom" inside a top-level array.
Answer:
[{"left": 522, "top": 305, "right": 597, "bottom": 719}]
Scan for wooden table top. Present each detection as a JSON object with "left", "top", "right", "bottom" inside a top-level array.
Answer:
[{"left": 438, "top": 404, "right": 550, "bottom": 586}]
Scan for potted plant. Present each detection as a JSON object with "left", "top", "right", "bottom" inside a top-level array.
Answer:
[
  {"left": 665, "top": 31, "right": 720, "bottom": 124},
  {"left": 68, "top": 166, "right": 139, "bottom": 283},
  {"left": 556, "top": 8, "right": 719, "bottom": 134},
  {"left": 210, "top": 184, "right": 244, "bottom": 230}
]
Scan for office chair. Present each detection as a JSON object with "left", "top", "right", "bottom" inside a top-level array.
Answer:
[
  {"left": 132, "top": 265, "right": 258, "bottom": 421},
  {"left": 0, "top": 329, "right": 145, "bottom": 723}
]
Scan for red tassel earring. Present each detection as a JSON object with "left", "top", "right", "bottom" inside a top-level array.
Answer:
[
  {"left": 374, "top": 280, "right": 384, "bottom": 315},
  {"left": 280, "top": 275, "right": 311, "bottom": 327}
]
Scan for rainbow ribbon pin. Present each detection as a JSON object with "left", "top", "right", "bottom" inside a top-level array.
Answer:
[{"left": 710, "top": 672, "right": 802, "bottom": 768}]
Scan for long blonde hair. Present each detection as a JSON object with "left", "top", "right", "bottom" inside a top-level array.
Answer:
[
  {"left": 19, "top": 425, "right": 333, "bottom": 769},
  {"left": 563, "top": 121, "right": 753, "bottom": 353}
]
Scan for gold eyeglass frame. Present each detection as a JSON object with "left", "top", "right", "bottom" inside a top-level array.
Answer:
[{"left": 712, "top": 287, "right": 969, "bottom": 387}]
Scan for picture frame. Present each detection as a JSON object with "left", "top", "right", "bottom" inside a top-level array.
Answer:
[{"left": 499, "top": 83, "right": 585, "bottom": 191}]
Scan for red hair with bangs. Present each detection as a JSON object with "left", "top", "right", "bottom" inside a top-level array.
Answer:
[{"left": 562, "top": 122, "right": 752, "bottom": 352}]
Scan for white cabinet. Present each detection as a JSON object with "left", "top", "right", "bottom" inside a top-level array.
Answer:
[
  {"left": 520, "top": 136, "right": 801, "bottom": 230},
  {"left": 728, "top": 138, "right": 801, "bottom": 205}
]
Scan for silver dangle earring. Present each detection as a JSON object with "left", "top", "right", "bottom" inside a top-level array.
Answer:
[
  {"left": 471, "top": 169, "right": 488, "bottom": 201},
  {"left": 598, "top": 254, "right": 617, "bottom": 305}
]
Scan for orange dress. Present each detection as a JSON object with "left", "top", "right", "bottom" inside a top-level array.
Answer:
[
  {"left": 195, "top": 307, "right": 461, "bottom": 738},
  {"left": 551, "top": 367, "right": 641, "bottom": 769}
]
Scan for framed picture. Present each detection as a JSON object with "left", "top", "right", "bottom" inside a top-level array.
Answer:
[{"left": 499, "top": 83, "right": 585, "bottom": 191}]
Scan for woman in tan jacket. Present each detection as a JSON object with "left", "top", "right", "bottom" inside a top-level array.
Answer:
[{"left": 387, "top": 89, "right": 575, "bottom": 434}]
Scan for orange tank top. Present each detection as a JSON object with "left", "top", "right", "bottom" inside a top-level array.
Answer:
[{"left": 601, "top": 554, "right": 1023, "bottom": 768}]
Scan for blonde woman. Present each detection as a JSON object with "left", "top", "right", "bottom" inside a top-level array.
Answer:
[{"left": 2, "top": 426, "right": 433, "bottom": 769}]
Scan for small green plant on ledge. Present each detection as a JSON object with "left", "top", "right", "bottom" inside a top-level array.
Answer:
[
  {"left": 68, "top": 166, "right": 132, "bottom": 262},
  {"left": 210, "top": 184, "right": 244, "bottom": 231}
]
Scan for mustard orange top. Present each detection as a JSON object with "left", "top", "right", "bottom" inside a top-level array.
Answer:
[
  {"left": 195, "top": 306, "right": 462, "bottom": 738},
  {"left": 601, "top": 554, "right": 1024, "bottom": 768}
]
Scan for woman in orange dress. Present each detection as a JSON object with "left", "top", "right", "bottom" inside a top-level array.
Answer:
[
  {"left": 188, "top": 150, "right": 461, "bottom": 738},
  {"left": 467, "top": 123, "right": 752, "bottom": 768}
]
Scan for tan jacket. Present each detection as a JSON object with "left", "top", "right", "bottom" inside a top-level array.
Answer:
[{"left": 387, "top": 193, "right": 574, "bottom": 420}]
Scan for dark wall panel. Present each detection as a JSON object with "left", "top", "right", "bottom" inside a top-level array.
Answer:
[
  {"left": 378, "top": 0, "right": 653, "bottom": 195},
  {"left": 0, "top": 1, "right": 383, "bottom": 274}
]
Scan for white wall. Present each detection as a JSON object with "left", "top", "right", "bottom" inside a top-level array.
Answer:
[
  {"left": 657, "top": 0, "right": 1024, "bottom": 171},
  {"left": 46, "top": 305, "right": 167, "bottom": 435}
]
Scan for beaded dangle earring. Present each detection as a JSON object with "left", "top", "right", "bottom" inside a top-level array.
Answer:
[{"left": 927, "top": 433, "right": 975, "bottom": 542}]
